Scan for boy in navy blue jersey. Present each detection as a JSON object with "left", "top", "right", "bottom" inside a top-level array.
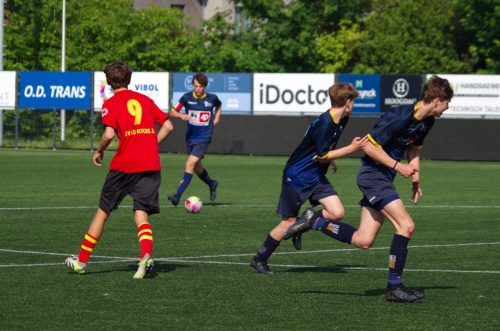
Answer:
[
  {"left": 250, "top": 82, "right": 368, "bottom": 275},
  {"left": 284, "top": 75, "right": 454, "bottom": 303},
  {"left": 168, "top": 72, "right": 222, "bottom": 206}
]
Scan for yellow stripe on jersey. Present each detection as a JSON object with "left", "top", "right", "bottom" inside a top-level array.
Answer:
[
  {"left": 317, "top": 152, "right": 330, "bottom": 160},
  {"left": 367, "top": 134, "right": 382, "bottom": 148}
]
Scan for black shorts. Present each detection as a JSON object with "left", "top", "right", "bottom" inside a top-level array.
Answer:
[
  {"left": 276, "top": 181, "right": 337, "bottom": 218},
  {"left": 99, "top": 171, "right": 161, "bottom": 215},
  {"left": 187, "top": 141, "right": 210, "bottom": 159},
  {"left": 357, "top": 165, "right": 399, "bottom": 211}
]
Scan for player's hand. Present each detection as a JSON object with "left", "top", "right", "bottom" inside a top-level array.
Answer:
[
  {"left": 93, "top": 150, "right": 104, "bottom": 166},
  {"left": 411, "top": 181, "right": 422, "bottom": 204},
  {"left": 352, "top": 136, "right": 369, "bottom": 151},
  {"left": 330, "top": 160, "right": 338, "bottom": 173},
  {"left": 395, "top": 162, "right": 418, "bottom": 178},
  {"left": 181, "top": 114, "right": 190, "bottom": 121}
]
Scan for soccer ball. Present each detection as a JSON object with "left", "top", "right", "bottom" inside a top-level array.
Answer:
[{"left": 185, "top": 196, "right": 202, "bottom": 213}]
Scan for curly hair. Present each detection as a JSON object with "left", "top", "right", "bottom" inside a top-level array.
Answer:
[{"left": 103, "top": 61, "right": 132, "bottom": 90}]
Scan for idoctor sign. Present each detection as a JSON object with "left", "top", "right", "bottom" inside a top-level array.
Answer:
[
  {"left": 253, "top": 73, "right": 335, "bottom": 114},
  {"left": 19, "top": 72, "right": 91, "bottom": 110}
]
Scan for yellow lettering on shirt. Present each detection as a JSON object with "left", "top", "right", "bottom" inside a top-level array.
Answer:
[{"left": 124, "top": 128, "right": 154, "bottom": 137}]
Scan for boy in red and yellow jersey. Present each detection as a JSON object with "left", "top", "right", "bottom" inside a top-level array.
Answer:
[{"left": 65, "top": 61, "right": 173, "bottom": 278}]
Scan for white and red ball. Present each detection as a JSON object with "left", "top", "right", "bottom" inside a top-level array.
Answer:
[{"left": 185, "top": 196, "right": 202, "bottom": 213}]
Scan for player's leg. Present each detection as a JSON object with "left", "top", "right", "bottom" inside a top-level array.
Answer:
[
  {"left": 66, "top": 171, "right": 128, "bottom": 274},
  {"left": 350, "top": 206, "right": 384, "bottom": 249},
  {"left": 130, "top": 171, "right": 161, "bottom": 278},
  {"left": 133, "top": 211, "right": 154, "bottom": 279},
  {"left": 169, "top": 154, "right": 199, "bottom": 206},
  {"left": 284, "top": 194, "right": 345, "bottom": 249},
  {"left": 251, "top": 215, "right": 297, "bottom": 275},
  {"left": 192, "top": 142, "right": 218, "bottom": 201},
  {"left": 65, "top": 208, "right": 109, "bottom": 274},
  {"left": 284, "top": 184, "right": 356, "bottom": 247},
  {"left": 380, "top": 199, "right": 423, "bottom": 302},
  {"left": 285, "top": 195, "right": 359, "bottom": 246},
  {"left": 251, "top": 184, "right": 303, "bottom": 275},
  {"left": 131, "top": 172, "right": 160, "bottom": 279}
]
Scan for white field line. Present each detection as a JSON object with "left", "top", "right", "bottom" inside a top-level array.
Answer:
[
  {"left": 1, "top": 242, "right": 499, "bottom": 274},
  {"left": 1, "top": 204, "right": 500, "bottom": 211}
]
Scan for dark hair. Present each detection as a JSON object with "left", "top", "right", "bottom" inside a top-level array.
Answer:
[
  {"left": 192, "top": 72, "right": 208, "bottom": 87},
  {"left": 329, "top": 83, "right": 359, "bottom": 108},
  {"left": 421, "top": 75, "right": 454, "bottom": 103},
  {"left": 103, "top": 61, "right": 132, "bottom": 90}
]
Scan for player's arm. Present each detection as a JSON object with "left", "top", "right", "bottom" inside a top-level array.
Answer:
[
  {"left": 170, "top": 102, "right": 190, "bottom": 121},
  {"left": 318, "top": 135, "right": 369, "bottom": 163},
  {"left": 407, "top": 145, "right": 422, "bottom": 203},
  {"left": 363, "top": 136, "right": 417, "bottom": 178},
  {"left": 157, "top": 119, "right": 174, "bottom": 144},
  {"left": 213, "top": 104, "right": 222, "bottom": 126},
  {"left": 93, "top": 126, "right": 115, "bottom": 166}
]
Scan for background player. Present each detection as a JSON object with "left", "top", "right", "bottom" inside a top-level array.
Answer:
[
  {"left": 284, "top": 75, "right": 454, "bottom": 302},
  {"left": 167, "top": 72, "right": 222, "bottom": 206},
  {"left": 65, "top": 61, "right": 173, "bottom": 279},
  {"left": 250, "top": 83, "right": 368, "bottom": 275}
]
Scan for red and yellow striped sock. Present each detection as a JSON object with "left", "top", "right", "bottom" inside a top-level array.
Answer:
[
  {"left": 78, "top": 232, "right": 99, "bottom": 263},
  {"left": 137, "top": 222, "right": 153, "bottom": 259}
]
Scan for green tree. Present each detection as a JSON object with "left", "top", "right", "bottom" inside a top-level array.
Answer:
[
  {"left": 454, "top": 0, "right": 500, "bottom": 73},
  {"left": 4, "top": 0, "right": 201, "bottom": 72},
  {"left": 354, "top": 0, "right": 472, "bottom": 74},
  {"left": 230, "top": 0, "right": 370, "bottom": 73},
  {"left": 316, "top": 20, "right": 365, "bottom": 73},
  {"left": 4, "top": 0, "right": 63, "bottom": 70}
]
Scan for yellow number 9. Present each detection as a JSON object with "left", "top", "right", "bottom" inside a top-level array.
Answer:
[{"left": 127, "top": 99, "right": 142, "bottom": 125}]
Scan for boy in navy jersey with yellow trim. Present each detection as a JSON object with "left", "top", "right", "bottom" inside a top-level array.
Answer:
[
  {"left": 250, "top": 83, "right": 368, "bottom": 275},
  {"left": 168, "top": 72, "right": 222, "bottom": 206},
  {"left": 284, "top": 75, "right": 454, "bottom": 302}
]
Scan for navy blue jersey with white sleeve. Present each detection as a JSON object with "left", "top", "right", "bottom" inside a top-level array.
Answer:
[
  {"left": 174, "top": 92, "right": 222, "bottom": 143},
  {"left": 282, "top": 109, "right": 349, "bottom": 190},
  {"left": 361, "top": 102, "right": 435, "bottom": 180}
]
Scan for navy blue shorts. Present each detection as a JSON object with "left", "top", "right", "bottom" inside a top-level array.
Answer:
[
  {"left": 187, "top": 141, "right": 210, "bottom": 159},
  {"left": 357, "top": 165, "right": 399, "bottom": 211},
  {"left": 99, "top": 171, "right": 161, "bottom": 215},
  {"left": 276, "top": 181, "right": 337, "bottom": 217}
]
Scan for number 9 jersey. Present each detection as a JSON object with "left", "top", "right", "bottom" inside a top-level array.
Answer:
[{"left": 101, "top": 90, "right": 169, "bottom": 173}]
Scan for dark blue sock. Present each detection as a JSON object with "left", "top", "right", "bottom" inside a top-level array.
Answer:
[
  {"left": 319, "top": 220, "right": 356, "bottom": 244},
  {"left": 256, "top": 234, "right": 280, "bottom": 261},
  {"left": 387, "top": 234, "right": 410, "bottom": 285},
  {"left": 198, "top": 168, "right": 213, "bottom": 186},
  {"left": 175, "top": 172, "right": 193, "bottom": 199}
]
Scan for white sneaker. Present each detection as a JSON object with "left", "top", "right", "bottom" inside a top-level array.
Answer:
[
  {"left": 65, "top": 256, "right": 86, "bottom": 274},
  {"left": 133, "top": 254, "right": 154, "bottom": 279}
]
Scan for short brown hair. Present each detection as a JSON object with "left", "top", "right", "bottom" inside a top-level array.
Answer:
[
  {"left": 103, "top": 61, "right": 132, "bottom": 90},
  {"left": 329, "top": 83, "right": 359, "bottom": 108},
  {"left": 192, "top": 72, "right": 208, "bottom": 87},
  {"left": 421, "top": 75, "right": 454, "bottom": 103}
]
